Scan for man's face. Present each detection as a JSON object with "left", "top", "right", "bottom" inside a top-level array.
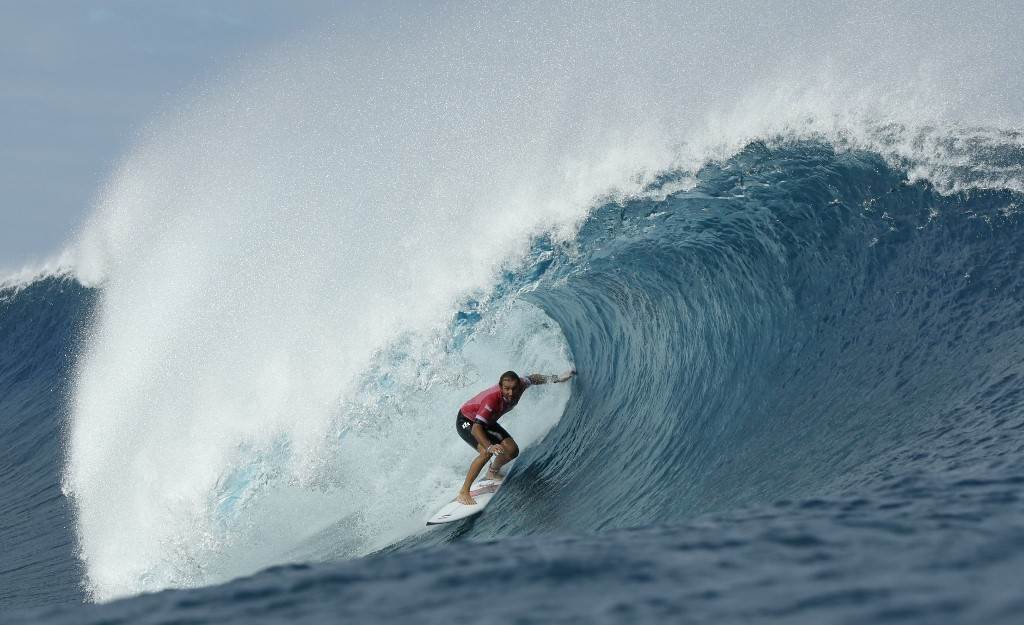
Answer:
[{"left": 500, "top": 378, "right": 519, "bottom": 402}]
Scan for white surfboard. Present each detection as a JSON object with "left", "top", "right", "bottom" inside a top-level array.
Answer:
[{"left": 426, "top": 479, "right": 502, "bottom": 525}]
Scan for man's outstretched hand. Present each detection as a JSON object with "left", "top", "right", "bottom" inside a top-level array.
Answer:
[{"left": 556, "top": 369, "right": 576, "bottom": 383}]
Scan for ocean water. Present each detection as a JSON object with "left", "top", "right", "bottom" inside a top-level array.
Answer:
[{"left": 3, "top": 3, "right": 1024, "bottom": 624}]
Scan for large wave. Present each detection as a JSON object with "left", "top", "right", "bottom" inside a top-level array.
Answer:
[{"left": 28, "top": 0, "right": 1021, "bottom": 604}]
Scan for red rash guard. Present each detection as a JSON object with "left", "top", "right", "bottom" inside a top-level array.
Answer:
[{"left": 460, "top": 377, "right": 532, "bottom": 426}]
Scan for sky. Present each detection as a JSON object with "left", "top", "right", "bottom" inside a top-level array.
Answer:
[
  {"left": 0, "top": 1, "right": 335, "bottom": 274},
  {"left": 2, "top": 1, "right": 1022, "bottom": 276}
]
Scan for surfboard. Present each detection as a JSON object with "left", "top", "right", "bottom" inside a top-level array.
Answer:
[{"left": 426, "top": 479, "right": 502, "bottom": 525}]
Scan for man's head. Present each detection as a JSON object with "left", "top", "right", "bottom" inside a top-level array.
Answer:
[{"left": 498, "top": 370, "right": 521, "bottom": 402}]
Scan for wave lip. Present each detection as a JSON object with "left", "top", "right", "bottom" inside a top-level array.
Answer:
[{"left": 0, "top": 250, "right": 79, "bottom": 291}]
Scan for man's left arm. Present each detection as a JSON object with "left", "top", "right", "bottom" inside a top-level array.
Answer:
[{"left": 527, "top": 369, "right": 576, "bottom": 385}]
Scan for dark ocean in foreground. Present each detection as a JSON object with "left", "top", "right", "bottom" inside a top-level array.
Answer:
[{"left": 3, "top": 140, "right": 1024, "bottom": 623}]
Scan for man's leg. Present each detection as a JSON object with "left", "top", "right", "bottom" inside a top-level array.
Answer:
[
  {"left": 457, "top": 445, "right": 493, "bottom": 505},
  {"left": 487, "top": 437, "right": 519, "bottom": 480}
]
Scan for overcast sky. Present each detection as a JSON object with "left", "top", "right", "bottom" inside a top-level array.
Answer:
[
  {"left": 0, "top": 1, "right": 339, "bottom": 273},
  {"left": 3, "top": 1, "right": 1022, "bottom": 276}
]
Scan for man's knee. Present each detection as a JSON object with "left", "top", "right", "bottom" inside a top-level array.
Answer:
[{"left": 505, "top": 439, "right": 519, "bottom": 458}]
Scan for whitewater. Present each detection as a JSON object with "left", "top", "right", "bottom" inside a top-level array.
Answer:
[{"left": 2, "top": 2, "right": 1024, "bottom": 623}]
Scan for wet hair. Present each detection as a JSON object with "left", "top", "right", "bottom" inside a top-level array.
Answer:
[{"left": 498, "top": 370, "right": 520, "bottom": 388}]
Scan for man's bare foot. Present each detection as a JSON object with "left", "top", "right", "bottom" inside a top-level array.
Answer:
[
  {"left": 485, "top": 468, "right": 504, "bottom": 482},
  {"left": 456, "top": 492, "right": 477, "bottom": 505}
]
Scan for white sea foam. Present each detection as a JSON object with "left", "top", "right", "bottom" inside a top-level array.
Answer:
[{"left": 65, "top": 11, "right": 646, "bottom": 601}]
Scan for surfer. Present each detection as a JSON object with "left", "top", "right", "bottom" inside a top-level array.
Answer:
[{"left": 455, "top": 369, "right": 575, "bottom": 505}]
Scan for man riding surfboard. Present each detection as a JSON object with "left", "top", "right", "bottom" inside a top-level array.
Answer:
[{"left": 455, "top": 369, "right": 575, "bottom": 505}]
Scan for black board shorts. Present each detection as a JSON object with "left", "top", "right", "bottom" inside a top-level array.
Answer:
[{"left": 456, "top": 411, "right": 511, "bottom": 450}]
